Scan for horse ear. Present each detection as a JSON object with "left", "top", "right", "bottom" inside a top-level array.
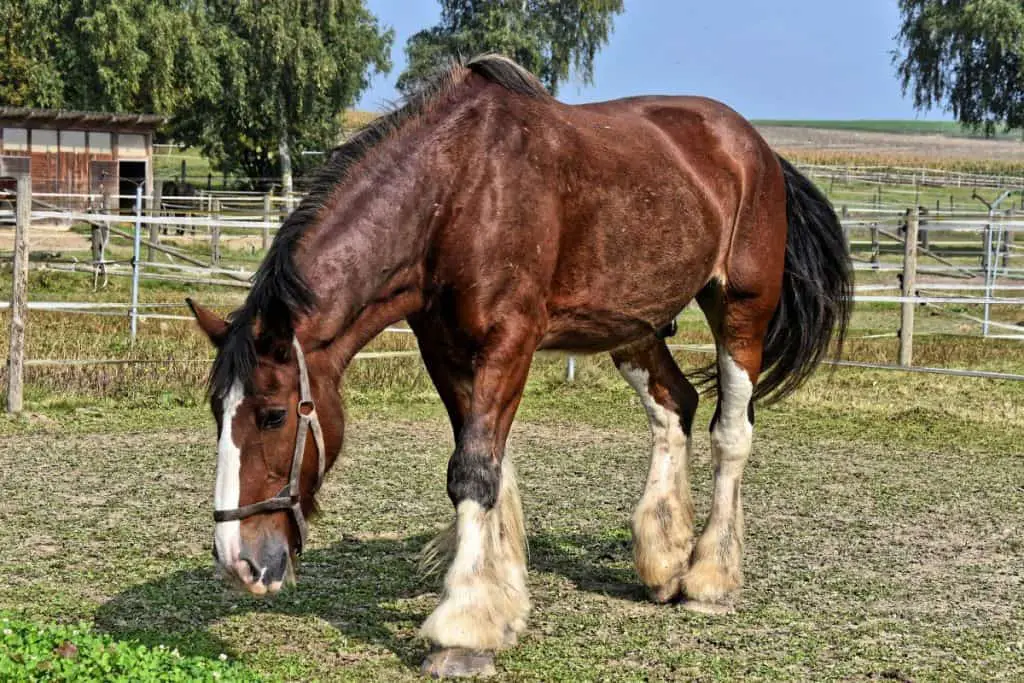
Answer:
[{"left": 186, "top": 298, "right": 228, "bottom": 346}]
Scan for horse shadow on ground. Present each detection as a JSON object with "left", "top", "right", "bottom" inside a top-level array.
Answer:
[{"left": 94, "top": 529, "right": 644, "bottom": 664}]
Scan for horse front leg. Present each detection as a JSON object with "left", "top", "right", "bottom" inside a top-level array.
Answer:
[{"left": 419, "top": 320, "right": 538, "bottom": 678}]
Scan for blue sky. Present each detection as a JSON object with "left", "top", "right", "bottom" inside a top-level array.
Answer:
[{"left": 357, "top": 1, "right": 948, "bottom": 121}]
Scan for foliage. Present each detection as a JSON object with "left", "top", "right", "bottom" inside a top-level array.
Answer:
[
  {"left": 895, "top": 0, "right": 1024, "bottom": 134},
  {"left": 0, "top": 615, "right": 257, "bottom": 682},
  {"left": 398, "top": 0, "right": 623, "bottom": 96},
  {"left": 61, "top": 1, "right": 224, "bottom": 116},
  {"left": 178, "top": 0, "right": 393, "bottom": 185},
  {"left": 0, "top": 1, "right": 221, "bottom": 117},
  {"left": 0, "top": 1, "right": 392, "bottom": 186},
  {"left": 0, "top": 0, "right": 65, "bottom": 107}
]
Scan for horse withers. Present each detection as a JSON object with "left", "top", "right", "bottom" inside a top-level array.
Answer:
[{"left": 188, "top": 54, "right": 851, "bottom": 677}]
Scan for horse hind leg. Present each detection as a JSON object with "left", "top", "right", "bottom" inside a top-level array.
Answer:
[
  {"left": 613, "top": 337, "right": 698, "bottom": 603},
  {"left": 683, "top": 286, "right": 775, "bottom": 614}
]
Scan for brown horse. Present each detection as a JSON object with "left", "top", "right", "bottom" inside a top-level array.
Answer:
[{"left": 187, "top": 54, "right": 851, "bottom": 677}]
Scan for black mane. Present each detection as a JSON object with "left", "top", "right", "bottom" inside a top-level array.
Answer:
[{"left": 209, "top": 54, "right": 549, "bottom": 398}]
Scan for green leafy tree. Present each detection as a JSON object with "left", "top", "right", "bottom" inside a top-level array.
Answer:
[
  {"left": 894, "top": 0, "right": 1024, "bottom": 134},
  {"left": 398, "top": 0, "right": 623, "bottom": 96},
  {"left": 0, "top": 1, "right": 67, "bottom": 107},
  {"left": 60, "top": 1, "right": 223, "bottom": 116},
  {"left": 0, "top": 0, "right": 392, "bottom": 189},
  {"left": 0, "top": 1, "right": 220, "bottom": 117},
  {"left": 176, "top": 0, "right": 393, "bottom": 189}
]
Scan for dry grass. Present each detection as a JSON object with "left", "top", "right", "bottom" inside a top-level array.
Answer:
[
  {"left": 1, "top": 254, "right": 1023, "bottom": 680},
  {"left": 0, "top": 384, "right": 1022, "bottom": 680},
  {"left": 1, "top": 264, "right": 1020, "bottom": 409}
]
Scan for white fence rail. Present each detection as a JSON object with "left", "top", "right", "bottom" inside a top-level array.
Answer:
[{"left": 3, "top": 178, "right": 1024, "bottom": 413}]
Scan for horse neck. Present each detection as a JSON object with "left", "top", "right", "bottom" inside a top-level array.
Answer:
[{"left": 293, "top": 140, "right": 443, "bottom": 366}]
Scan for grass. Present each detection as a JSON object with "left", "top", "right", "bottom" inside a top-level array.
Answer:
[
  {"left": 0, "top": 267, "right": 1023, "bottom": 679},
  {"left": 0, "top": 354, "right": 1022, "bottom": 681}
]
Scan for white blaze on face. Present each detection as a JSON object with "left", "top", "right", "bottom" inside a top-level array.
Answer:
[{"left": 214, "top": 380, "right": 244, "bottom": 566}]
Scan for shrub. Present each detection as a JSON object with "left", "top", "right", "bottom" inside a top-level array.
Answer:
[{"left": 0, "top": 615, "right": 258, "bottom": 682}]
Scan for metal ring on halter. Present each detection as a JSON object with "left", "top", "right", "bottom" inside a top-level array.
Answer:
[{"left": 213, "top": 336, "right": 326, "bottom": 554}]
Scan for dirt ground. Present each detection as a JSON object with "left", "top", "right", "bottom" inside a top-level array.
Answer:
[
  {"left": 0, "top": 224, "right": 265, "bottom": 255},
  {"left": 0, "top": 223, "right": 91, "bottom": 252}
]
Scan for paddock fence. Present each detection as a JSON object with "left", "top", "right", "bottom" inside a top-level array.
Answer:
[{"left": 3, "top": 165, "right": 1023, "bottom": 412}]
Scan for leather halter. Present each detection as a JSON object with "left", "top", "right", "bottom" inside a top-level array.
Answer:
[{"left": 213, "top": 337, "right": 326, "bottom": 554}]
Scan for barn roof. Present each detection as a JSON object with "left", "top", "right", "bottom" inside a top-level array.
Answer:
[{"left": 0, "top": 107, "right": 166, "bottom": 133}]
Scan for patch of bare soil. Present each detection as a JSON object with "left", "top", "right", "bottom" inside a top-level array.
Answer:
[{"left": 0, "top": 224, "right": 92, "bottom": 253}]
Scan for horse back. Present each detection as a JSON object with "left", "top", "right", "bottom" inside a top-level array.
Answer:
[{"left": 431, "top": 85, "right": 782, "bottom": 351}]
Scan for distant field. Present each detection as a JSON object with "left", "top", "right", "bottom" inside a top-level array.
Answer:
[
  {"left": 758, "top": 124, "right": 1024, "bottom": 174},
  {"left": 753, "top": 119, "right": 1023, "bottom": 140},
  {"left": 153, "top": 114, "right": 1024, "bottom": 186}
]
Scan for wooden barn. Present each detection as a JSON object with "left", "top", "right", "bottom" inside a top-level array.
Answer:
[{"left": 0, "top": 107, "right": 165, "bottom": 209}]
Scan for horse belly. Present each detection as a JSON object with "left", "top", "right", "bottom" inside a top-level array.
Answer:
[{"left": 540, "top": 222, "right": 718, "bottom": 352}]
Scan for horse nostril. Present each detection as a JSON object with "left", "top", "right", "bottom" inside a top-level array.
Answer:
[
  {"left": 237, "top": 555, "right": 263, "bottom": 584},
  {"left": 264, "top": 545, "right": 290, "bottom": 585}
]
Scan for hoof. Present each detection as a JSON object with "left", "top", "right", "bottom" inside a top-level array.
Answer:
[
  {"left": 421, "top": 648, "right": 496, "bottom": 678},
  {"left": 648, "top": 576, "right": 684, "bottom": 604},
  {"left": 682, "top": 560, "right": 740, "bottom": 606},
  {"left": 682, "top": 599, "right": 735, "bottom": 615}
]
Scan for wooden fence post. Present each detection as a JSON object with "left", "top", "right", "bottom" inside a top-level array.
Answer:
[
  {"left": 130, "top": 186, "right": 143, "bottom": 345},
  {"left": 211, "top": 198, "right": 221, "bottom": 265},
  {"left": 262, "top": 192, "right": 272, "bottom": 250},
  {"left": 6, "top": 174, "right": 30, "bottom": 413},
  {"left": 1004, "top": 208, "right": 1015, "bottom": 269},
  {"left": 898, "top": 208, "right": 919, "bottom": 367},
  {"left": 148, "top": 178, "right": 164, "bottom": 262}
]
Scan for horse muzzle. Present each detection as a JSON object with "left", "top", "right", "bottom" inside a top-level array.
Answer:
[{"left": 213, "top": 531, "right": 294, "bottom": 596}]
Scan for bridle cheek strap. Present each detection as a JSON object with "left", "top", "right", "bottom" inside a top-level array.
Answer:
[{"left": 213, "top": 336, "right": 326, "bottom": 555}]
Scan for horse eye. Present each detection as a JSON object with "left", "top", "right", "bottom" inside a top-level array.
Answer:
[{"left": 259, "top": 408, "right": 287, "bottom": 430}]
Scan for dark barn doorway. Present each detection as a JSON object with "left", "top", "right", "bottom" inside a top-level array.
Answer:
[{"left": 118, "top": 160, "right": 146, "bottom": 211}]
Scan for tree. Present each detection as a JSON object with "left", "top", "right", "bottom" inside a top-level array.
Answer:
[
  {"left": 0, "top": 1, "right": 221, "bottom": 118},
  {"left": 0, "top": 0, "right": 393, "bottom": 190},
  {"left": 398, "top": 0, "right": 623, "bottom": 96},
  {"left": 61, "top": 1, "right": 223, "bottom": 115},
  {"left": 175, "top": 0, "right": 393, "bottom": 190},
  {"left": 894, "top": 0, "right": 1024, "bottom": 134},
  {"left": 0, "top": 1, "right": 65, "bottom": 108}
]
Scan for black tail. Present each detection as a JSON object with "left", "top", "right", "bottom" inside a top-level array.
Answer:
[{"left": 753, "top": 156, "right": 853, "bottom": 403}]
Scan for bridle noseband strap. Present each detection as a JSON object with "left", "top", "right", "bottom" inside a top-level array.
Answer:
[{"left": 213, "top": 336, "right": 326, "bottom": 555}]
